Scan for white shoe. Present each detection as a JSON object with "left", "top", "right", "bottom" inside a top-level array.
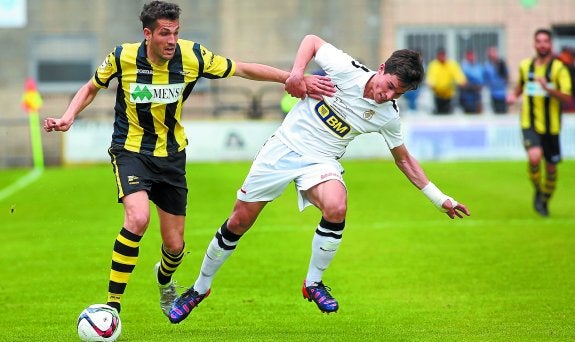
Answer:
[{"left": 154, "top": 262, "right": 178, "bottom": 317}]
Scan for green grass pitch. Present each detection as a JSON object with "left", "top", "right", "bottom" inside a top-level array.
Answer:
[{"left": 1, "top": 160, "right": 574, "bottom": 341}]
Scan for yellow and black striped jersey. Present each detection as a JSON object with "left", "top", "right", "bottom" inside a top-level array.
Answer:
[
  {"left": 92, "top": 39, "right": 236, "bottom": 156},
  {"left": 518, "top": 57, "right": 572, "bottom": 135}
]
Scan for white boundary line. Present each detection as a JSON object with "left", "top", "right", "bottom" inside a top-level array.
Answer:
[{"left": 0, "top": 168, "right": 43, "bottom": 202}]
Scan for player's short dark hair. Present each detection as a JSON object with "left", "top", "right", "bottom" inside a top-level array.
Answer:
[
  {"left": 384, "top": 49, "right": 425, "bottom": 91},
  {"left": 534, "top": 28, "right": 552, "bottom": 40},
  {"left": 140, "top": 1, "right": 181, "bottom": 30}
]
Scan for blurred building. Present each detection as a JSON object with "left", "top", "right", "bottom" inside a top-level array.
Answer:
[
  {"left": 0, "top": 0, "right": 574, "bottom": 166},
  {"left": 1, "top": 0, "right": 574, "bottom": 116}
]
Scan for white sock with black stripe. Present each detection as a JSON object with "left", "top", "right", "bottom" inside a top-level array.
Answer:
[
  {"left": 193, "top": 220, "right": 241, "bottom": 294},
  {"left": 305, "top": 217, "right": 345, "bottom": 287}
]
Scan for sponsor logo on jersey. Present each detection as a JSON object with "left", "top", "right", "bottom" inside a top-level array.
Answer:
[
  {"left": 320, "top": 172, "right": 342, "bottom": 180},
  {"left": 137, "top": 68, "right": 154, "bottom": 75},
  {"left": 98, "top": 56, "right": 112, "bottom": 70},
  {"left": 129, "top": 83, "right": 185, "bottom": 104},
  {"left": 314, "top": 101, "right": 351, "bottom": 138},
  {"left": 208, "top": 53, "right": 216, "bottom": 67}
]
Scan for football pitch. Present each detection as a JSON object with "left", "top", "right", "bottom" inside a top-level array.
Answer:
[{"left": 1, "top": 160, "right": 574, "bottom": 341}]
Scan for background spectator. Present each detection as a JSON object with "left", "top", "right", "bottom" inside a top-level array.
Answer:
[
  {"left": 426, "top": 47, "right": 467, "bottom": 114},
  {"left": 483, "top": 46, "right": 509, "bottom": 114},
  {"left": 459, "top": 49, "right": 484, "bottom": 114},
  {"left": 557, "top": 47, "right": 575, "bottom": 113},
  {"left": 403, "top": 87, "right": 420, "bottom": 113}
]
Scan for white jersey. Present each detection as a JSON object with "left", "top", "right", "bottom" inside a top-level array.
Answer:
[{"left": 275, "top": 43, "right": 404, "bottom": 159}]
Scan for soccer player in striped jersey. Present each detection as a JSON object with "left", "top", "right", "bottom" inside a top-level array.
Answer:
[
  {"left": 168, "top": 34, "right": 470, "bottom": 324},
  {"left": 43, "top": 1, "right": 334, "bottom": 318},
  {"left": 507, "top": 28, "right": 572, "bottom": 217}
]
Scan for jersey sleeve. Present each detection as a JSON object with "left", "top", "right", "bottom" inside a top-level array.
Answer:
[
  {"left": 557, "top": 62, "right": 572, "bottom": 96},
  {"left": 92, "top": 49, "right": 118, "bottom": 89},
  {"left": 314, "top": 43, "right": 364, "bottom": 85},
  {"left": 315, "top": 43, "right": 351, "bottom": 73},
  {"left": 198, "top": 44, "right": 236, "bottom": 79},
  {"left": 379, "top": 117, "right": 404, "bottom": 149}
]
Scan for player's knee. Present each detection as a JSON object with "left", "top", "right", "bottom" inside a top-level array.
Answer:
[
  {"left": 162, "top": 240, "right": 184, "bottom": 255},
  {"left": 529, "top": 157, "right": 542, "bottom": 165},
  {"left": 125, "top": 212, "right": 150, "bottom": 233},
  {"left": 322, "top": 203, "right": 347, "bottom": 223},
  {"left": 527, "top": 148, "right": 543, "bottom": 164}
]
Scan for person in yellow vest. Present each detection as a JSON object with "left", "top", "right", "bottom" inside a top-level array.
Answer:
[
  {"left": 507, "top": 28, "right": 572, "bottom": 217},
  {"left": 426, "top": 47, "right": 467, "bottom": 114}
]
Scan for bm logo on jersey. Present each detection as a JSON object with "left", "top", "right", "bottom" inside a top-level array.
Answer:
[{"left": 314, "top": 101, "right": 350, "bottom": 138}]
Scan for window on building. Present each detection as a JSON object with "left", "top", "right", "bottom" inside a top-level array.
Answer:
[
  {"left": 553, "top": 24, "right": 575, "bottom": 53},
  {"left": 398, "top": 26, "right": 504, "bottom": 65},
  {"left": 29, "top": 35, "right": 98, "bottom": 93}
]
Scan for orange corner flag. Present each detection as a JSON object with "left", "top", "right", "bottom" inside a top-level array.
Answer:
[{"left": 21, "top": 78, "right": 43, "bottom": 113}]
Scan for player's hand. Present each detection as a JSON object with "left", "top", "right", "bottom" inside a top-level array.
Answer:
[
  {"left": 303, "top": 75, "right": 335, "bottom": 100},
  {"left": 44, "top": 117, "right": 73, "bottom": 132},
  {"left": 442, "top": 199, "right": 470, "bottom": 219},
  {"left": 506, "top": 93, "right": 517, "bottom": 105},
  {"left": 536, "top": 77, "right": 551, "bottom": 92},
  {"left": 285, "top": 73, "right": 307, "bottom": 99}
]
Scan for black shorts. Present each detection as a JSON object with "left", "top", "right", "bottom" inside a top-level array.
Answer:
[
  {"left": 108, "top": 146, "right": 188, "bottom": 215},
  {"left": 522, "top": 128, "right": 562, "bottom": 165}
]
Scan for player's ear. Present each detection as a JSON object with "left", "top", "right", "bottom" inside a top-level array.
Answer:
[
  {"left": 378, "top": 63, "right": 385, "bottom": 74},
  {"left": 143, "top": 27, "right": 152, "bottom": 42}
]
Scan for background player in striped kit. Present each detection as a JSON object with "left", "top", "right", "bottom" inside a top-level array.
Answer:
[{"left": 507, "top": 28, "right": 572, "bottom": 217}]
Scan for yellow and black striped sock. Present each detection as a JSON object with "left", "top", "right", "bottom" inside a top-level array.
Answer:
[
  {"left": 106, "top": 227, "right": 141, "bottom": 313},
  {"left": 157, "top": 243, "right": 185, "bottom": 285},
  {"left": 528, "top": 163, "right": 541, "bottom": 191},
  {"left": 542, "top": 168, "right": 557, "bottom": 202}
]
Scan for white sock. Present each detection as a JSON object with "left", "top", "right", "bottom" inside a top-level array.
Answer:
[
  {"left": 305, "top": 221, "right": 343, "bottom": 286},
  {"left": 193, "top": 224, "right": 240, "bottom": 294}
]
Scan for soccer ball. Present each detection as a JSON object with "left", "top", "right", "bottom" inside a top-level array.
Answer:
[{"left": 77, "top": 304, "right": 122, "bottom": 342}]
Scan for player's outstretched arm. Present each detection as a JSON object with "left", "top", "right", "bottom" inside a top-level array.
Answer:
[
  {"left": 234, "top": 61, "right": 334, "bottom": 100},
  {"left": 391, "top": 144, "right": 470, "bottom": 219},
  {"left": 44, "top": 80, "right": 100, "bottom": 133}
]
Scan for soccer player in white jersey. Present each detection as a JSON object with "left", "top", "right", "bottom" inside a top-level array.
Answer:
[{"left": 168, "top": 34, "right": 471, "bottom": 323}]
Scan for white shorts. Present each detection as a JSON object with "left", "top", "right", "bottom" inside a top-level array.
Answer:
[{"left": 237, "top": 135, "right": 346, "bottom": 211}]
